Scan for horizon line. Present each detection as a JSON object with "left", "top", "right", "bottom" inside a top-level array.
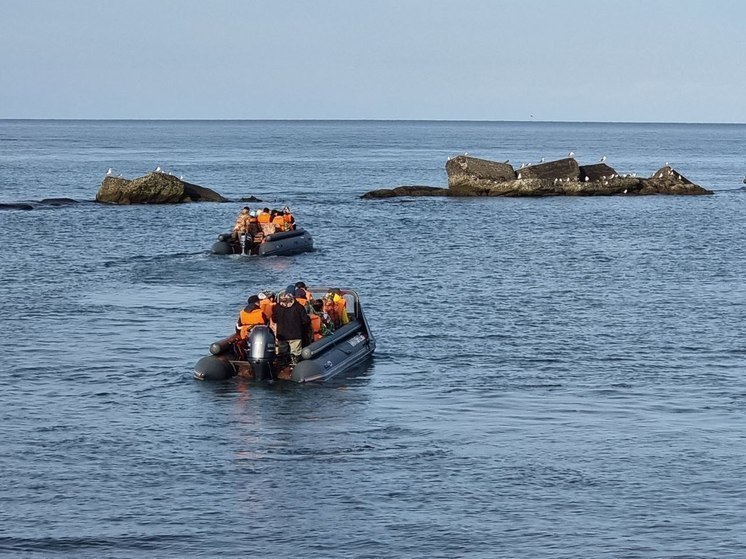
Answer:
[{"left": 1, "top": 117, "right": 745, "bottom": 125}]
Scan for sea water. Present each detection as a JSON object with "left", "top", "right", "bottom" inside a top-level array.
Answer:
[{"left": 0, "top": 120, "right": 744, "bottom": 558}]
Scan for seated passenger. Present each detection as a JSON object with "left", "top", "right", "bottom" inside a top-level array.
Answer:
[
  {"left": 294, "top": 281, "right": 312, "bottom": 302},
  {"left": 257, "top": 207, "right": 271, "bottom": 223},
  {"left": 282, "top": 206, "right": 295, "bottom": 230},
  {"left": 331, "top": 288, "right": 350, "bottom": 325},
  {"left": 271, "top": 210, "right": 286, "bottom": 232},
  {"left": 258, "top": 291, "right": 276, "bottom": 323},
  {"left": 323, "top": 293, "right": 340, "bottom": 328},
  {"left": 294, "top": 287, "right": 310, "bottom": 309},
  {"left": 310, "top": 299, "right": 332, "bottom": 341},
  {"left": 236, "top": 295, "right": 268, "bottom": 340}
]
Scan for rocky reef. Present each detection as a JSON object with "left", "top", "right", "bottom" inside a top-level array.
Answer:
[
  {"left": 363, "top": 155, "right": 713, "bottom": 198},
  {"left": 96, "top": 172, "right": 225, "bottom": 204}
]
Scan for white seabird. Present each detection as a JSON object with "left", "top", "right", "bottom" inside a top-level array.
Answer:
[
  {"left": 517, "top": 172, "right": 522, "bottom": 179},
  {"left": 600, "top": 156, "right": 607, "bottom": 163},
  {"left": 106, "top": 168, "right": 112, "bottom": 176},
  {"left": 155, "top": 166, "right": 162, "bottom": 173},
  {"left": 584, "top": 176, "right": 589, "bottom": 182}
]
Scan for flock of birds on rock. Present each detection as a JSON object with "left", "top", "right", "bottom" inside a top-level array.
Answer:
[
  {"left": 105, "top": 166, "right": 184, "bottom": 181},
  {"left": 451, "top": 151, "right": 679, "bottom": 182}
]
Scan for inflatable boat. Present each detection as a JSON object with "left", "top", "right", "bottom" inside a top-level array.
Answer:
[
  {"left": 211, "top": 228, "right": 313, "bottom": 256},
  {"left": 194, "top": 287, "right": 375, "bottom": 383}
]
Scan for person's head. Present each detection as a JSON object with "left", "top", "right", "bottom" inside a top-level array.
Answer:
[
  {"left": 331, "top": 288, "right": 341, "bottom": 296},
  {"left": 246, "top": 294, "right": 260, "bottom": 308},
  {"left": 249, "top": 210, "right": 256, "bottom": 217},
  {"left": 241, "top": 206, "right": 250, "bottom": 213},
  {"left": 280, "top": 291, "right": 295, "bottom": 307},
  {"left": 263, "top": 207, "right": 270, "bottom": 213},
  {"left": 294, "top": 287, "right": 307, "bottom": 299},
  {"left": 312, "top": 299, "right": 323, "bottom": 312},
  {"left": 283, "top": 206, "right": 291, "bottom": 214},
  {"left": 295, "top": 281, "right": 307, "bottom": 289}
]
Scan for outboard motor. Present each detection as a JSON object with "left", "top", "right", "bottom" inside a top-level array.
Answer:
[{"left": 248, "top": 326, "right": 276, "bottom": 381}]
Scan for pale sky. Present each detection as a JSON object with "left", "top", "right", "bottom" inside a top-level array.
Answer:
[{"left": 1, "top": 0, "right": 745, "bottom": 122}]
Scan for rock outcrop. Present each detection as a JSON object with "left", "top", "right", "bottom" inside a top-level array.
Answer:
[
  {"left": 362, "top": 155, "right": 713, "bottom": 198},
  {"left": 96, "top": 172, "right": 225, "bottom": 204},
  {"left": 361, "top": 185, "right": 449, "bottom": 199}
]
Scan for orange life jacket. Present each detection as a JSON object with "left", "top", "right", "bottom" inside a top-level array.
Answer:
[
  {"left": 238, "top": 307, "right": 267, "bottom": 339},
  {"left": 332, "top": 296, "right": 347, "bottom": 322},
  {"left": 257, "top": 212, "right": 270, "bottom": 224},
  {"left": 259, "top": 299, "right": 274, "bottom": 322},
  {"left": 309, "top": 313, "right": 322, "bottom": 341},
  {"left": 271, "top": 215, "right": 286, "bottom": 230}
]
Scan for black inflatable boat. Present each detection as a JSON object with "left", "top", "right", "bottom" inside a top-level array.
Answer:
[
  {"left": 211, "top": 228, "right": 313, "bottom": 256},
  {"left": 194, "top": 287, "right": 375, "bottom": 383}
]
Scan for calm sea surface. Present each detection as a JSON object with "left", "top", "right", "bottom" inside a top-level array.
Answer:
[{"left": 0, "top": 120, "right": 744, "bottom": 558}]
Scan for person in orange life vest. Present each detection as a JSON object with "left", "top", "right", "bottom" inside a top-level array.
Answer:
[
  {"left": 309, "top": 299, "right": 332, "bottom": 341},
  {"left": 323, "top": 293, "right": 340, "bottom": 328},
  {"left": 236, "top": 295, "right": 268, "bottom": 340},
  {"left": 292, "top": 287, "right": 310, "bottom": 310},
  {"left": 282, "top": 206, "right": 295, "bottom": 230},
  {"left": 258, "top": 291, "right": 276, "bottom": 323},
  {"left": 294, "top": 281, "right": 312, "bottom": 304},
  {"left": 271, "top": 210, "right": 286, "bottom": 232},
  {"left": 272, "top": 291, "right": 310, "bottom": 364},
  {"left": 256, "top": 208, "right": 271, "bottom": 224},
  {"left": 330, "top": 288, "right": 350, "bottom": 325},
  {"left": 231, "top": 206, "right": 251, "bottom": 241}
]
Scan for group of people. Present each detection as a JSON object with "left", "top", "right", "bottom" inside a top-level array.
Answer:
[
  {"left": 231, "top": 206, "right": 296, "bottom": 246},
  {"left": 235, "top": 282, "right": 350, "bottom": 365}
]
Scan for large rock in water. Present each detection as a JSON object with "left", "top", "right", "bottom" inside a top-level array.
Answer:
[
  {"left": 361, "top": 156, "right": 713, "bottom": 198},
  {"left": 446, "top": 155, "right": 515, "bottom": 194},
  {"left": 96, "top": 173, "right": 225, "bottom": 204}
]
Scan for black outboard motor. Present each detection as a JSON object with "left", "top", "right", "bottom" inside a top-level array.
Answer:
[{"left": 248, "top": 326, "right": 276, "bottom": 381}]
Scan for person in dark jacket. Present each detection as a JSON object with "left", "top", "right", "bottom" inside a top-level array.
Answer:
[{"left": 272, "top": 291, "right": 311, "bottom": 365}]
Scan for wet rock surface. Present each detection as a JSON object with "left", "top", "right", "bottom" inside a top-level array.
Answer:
[
  {"left": 96, "top": 172, "right": 226, "bottom": 204},
  {"left": 363, "top": 155, "right": 713, "bottom": 198}
]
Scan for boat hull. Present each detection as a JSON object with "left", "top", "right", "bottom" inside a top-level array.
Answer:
[{"left": 211, "top": 228, "right": 313, "bottom": 257}]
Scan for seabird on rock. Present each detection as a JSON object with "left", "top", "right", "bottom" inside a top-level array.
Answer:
[
  {"left": 568, "top": 151, "right": 575, "bottom": 158},
  {"left": 155, "top": 166, "right": 162, "bottom": 173},
  {"left": 623, "top": 189, "right": 628, "bottom": 194},
  {"left": 600, "top": 156, "right": 607, "bottom": 163},
  {"left": 584, "top": 176, "right": 589, "bottom": 182},
  {"left": 520, "top": 163, "right": 525, "bottom": 169},
  {"left": 517, "top": 172, "right": 522, "bottom": 179},
  {"left": 106, "top": 168, "right": 112, "bottom": 176},
  {"left": 503, "top": 159, "right": 510, "bottom": 164},
  {"left": 540, "top": 158, "right": 545, "bottom": 163}
]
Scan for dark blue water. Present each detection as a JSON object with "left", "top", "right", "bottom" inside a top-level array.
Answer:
[{"left": 1, "top": 120, "right": 745, "bottom": 558}]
